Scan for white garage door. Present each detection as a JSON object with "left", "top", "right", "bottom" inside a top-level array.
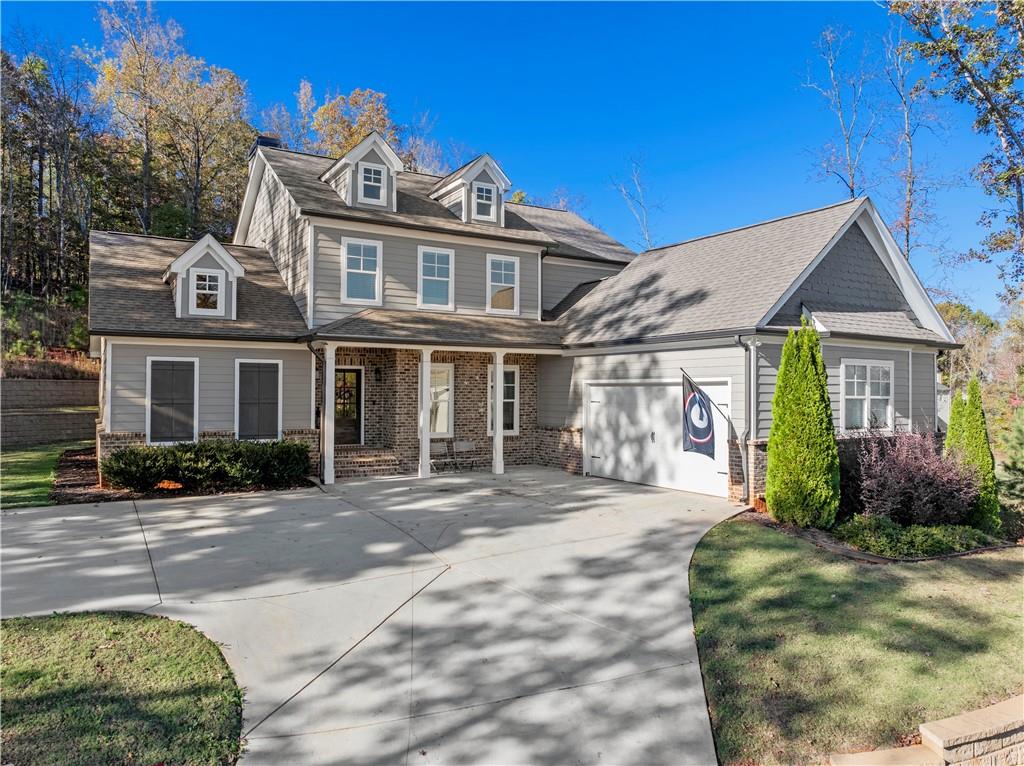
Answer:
[{"left": 586, "top": 381, "right": 732, "bottom": 497}]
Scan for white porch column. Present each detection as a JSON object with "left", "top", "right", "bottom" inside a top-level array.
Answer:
[
  {"left": 321, "top": 343, "right": 336, "bottom": 485},
  {"left": 419, "top": 348, "right": 434, "bottom": 478},
  {"left": 492, "top": 351, "right": 506, "bottom": 475}
]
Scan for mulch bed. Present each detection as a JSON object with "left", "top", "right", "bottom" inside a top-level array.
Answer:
[
  {"left": 736, "top": 509, "right": 1020, "bottom": 564},
  {"left": 49, "top": 447, "right": 314, "bottom": 505},
  {"left": 50, "top": 448, "right": 135, "bottom": 504}
]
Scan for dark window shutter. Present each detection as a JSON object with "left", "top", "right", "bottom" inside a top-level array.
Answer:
[
  {"left": 150, "top": 361, "right": 195, "bottom": 443},
  {"left": 238, "top": 363, "right": 279, "bottom": 440}
]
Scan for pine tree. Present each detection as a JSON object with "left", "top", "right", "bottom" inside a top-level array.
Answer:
[
  {"left": 765, "top": 321, "right": 840, "bottom": 528},
  {"left": 944, "top": 389, "right": 965, "bottom": 453},
  {"left": 1002, "top": 405, "right": 1024, "bottom": 505},
  {"left": 961, "top": 377, "right": 1001, "bottom": 533}
]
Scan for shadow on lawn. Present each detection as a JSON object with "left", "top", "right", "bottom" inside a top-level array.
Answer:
[{"left": 689, "top": 520, "right": 1023, "bottom": 765}]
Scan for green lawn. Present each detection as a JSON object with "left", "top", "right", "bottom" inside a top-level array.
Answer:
[
  {"left": 1, "top": 611, "right": 243, "bottom": 766},
  {"left": 0, "top": 441, "right": 89, "bottom": 509},
  {"left": 690, "top": 519, "right": 1024, "bottom": 766}
]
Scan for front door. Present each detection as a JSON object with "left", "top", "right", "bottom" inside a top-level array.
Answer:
[{"left": 335, "top": 369, "right": 362, "bottom": 445}]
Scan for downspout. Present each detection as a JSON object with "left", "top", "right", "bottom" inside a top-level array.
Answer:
[
  {"left": 741, "top": 334, "right": 761, "bottom": 504},
  {"left": 733, "top": 334, "right": 750, "bottom": 504}
]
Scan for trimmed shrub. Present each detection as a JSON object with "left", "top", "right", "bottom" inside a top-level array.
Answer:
[
  {"left": 765, "top": 321, "right": 840, "bottom": 528},
  {"left": 101, "top": 446, "right": 171, "bottom": 492},
  {"left": 834, "top": 514, "right": 998, "bottom": 558},
  {"left": 959, "top": 378, "right": 1001, "bottom": 534},
  {"left": 101, "top": 439, "right": 311, "bottom": 493},
  {"left": 858, "top": 431, "right": 979, "bottom": 527},
  {"left": 944, "top": 389, "right": 965, "bottom": 454}
]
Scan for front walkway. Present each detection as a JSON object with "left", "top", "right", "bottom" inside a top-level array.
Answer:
[{"left": 1, "top": 468, "right": 739, "bottom": 765}]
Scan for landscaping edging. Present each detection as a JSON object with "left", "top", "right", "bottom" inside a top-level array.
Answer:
[{"left": 738, "top": 510, "right": 1020, "bottom": 564}]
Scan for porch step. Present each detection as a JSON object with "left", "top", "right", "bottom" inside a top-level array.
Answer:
[
  {"left": 830, "top": 745, "right": 942, "bottom": 766},
  {"left": 334, "top": 447, "right": 403, "bottom": 479}
]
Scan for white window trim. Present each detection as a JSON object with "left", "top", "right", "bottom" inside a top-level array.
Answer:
[
  {"left": 145, "top": 356, "right": 199, "bottom": 446},
  {"left": 234, "top": 359, "right": 283, "bottom": 441},
  {"left": 189, "top": 268, "right": 226, "bottom": 317},
  {"left": 340, "top": 237, "right": 384, "bottom": 306},
  {"left": 416, "top": 246, "right": 456, "bottom": 311},
  {"left": 357, "top": 161, "right": 387, "bottom": 206},
  {"left": 839, "top": 357, "right": 895, "bottom": 433},
  {"left": 472, "top": 181, "right": 498, "bottom": 222},
  {"left": 486, "top": 363, "right": 520, "bottom": 436},
  {"left": 485, "top": 253, "right": 520, "bottom": 316},
  {"left": 423, "top": 362, "right": 455, "bottom": 438}
]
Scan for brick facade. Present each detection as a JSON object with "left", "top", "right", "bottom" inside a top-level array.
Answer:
[
  {"left": 727, "top": 439, "right": 745, "bottom": 502},
  {"left": 535, "top": 427, "right": 583, "bottom": 475}
]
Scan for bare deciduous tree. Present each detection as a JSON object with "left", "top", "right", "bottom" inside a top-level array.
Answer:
[
  {"left": 613, "top": 156, "right": 657, "bottom": 250},
  {"left": 805, "top": 27, "right": 878, "bottom": 199}
]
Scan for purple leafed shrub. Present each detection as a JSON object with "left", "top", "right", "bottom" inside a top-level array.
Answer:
[{"left": 858, "top": 431, "right": 979, "bottom": 527}]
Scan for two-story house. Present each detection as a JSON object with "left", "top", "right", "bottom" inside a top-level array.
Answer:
[{"left": 89, "top": 131, "right": 958, "bottom": 502}]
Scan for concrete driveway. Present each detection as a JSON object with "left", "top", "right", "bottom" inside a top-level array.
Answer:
[{"left": 2, "top": 467, "right": 738, "bottom": 765}]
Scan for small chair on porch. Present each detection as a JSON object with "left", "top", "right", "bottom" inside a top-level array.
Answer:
[
  {"left": 452, "top": 440, "right": 477, "bottom": 472},
  {"left": 429, "top": 441, "right": 456, "bottom": 473}
]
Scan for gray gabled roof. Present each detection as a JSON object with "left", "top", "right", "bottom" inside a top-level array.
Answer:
[
  {"left": 309, "top": 308, "right": 562, "bottom": 348},
  {"left": 806, "top": 304, "right": 949, "bottom": 345},
  {"left": 88, "top": 231, "right": 308, "bottom": 340},
  {"left": 259, "top": 147, "right": 634, "bottom": 263},
  {"left": 561, "top": 198, "right": 865, "bottom": 346}
]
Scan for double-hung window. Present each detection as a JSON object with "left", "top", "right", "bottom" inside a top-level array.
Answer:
[
  {"left": 841, "top": 359, "right": 893, "bottom": 431},
  {"left": 418, "top": 247, "right": 454, "bottom": 310},
  {"left": 486, "top": 254, "right": 519, "bottom": 315},
  {"left": 429, "top": 363, "right": 454, "bottom": 438},
  {"left": 358, "top": 162, "right": 386, "bottom": 205},
  {"left": 236, "top": 360, "right": 282, "bottom": 441},
  {"left": 190, "top": 269, "right": 224, "bottom": 316},
  {"left": 473, "top": 182, "right": 497, "bottom": 221},
  {"left": 487, "top": 364, "right": 519, "bottom": 435},
  {"left": 342, "top": 238, "right": 382, "bottom": 305},
  {"left": 147, "top": 358, "right": 198, "bottom": 444}
]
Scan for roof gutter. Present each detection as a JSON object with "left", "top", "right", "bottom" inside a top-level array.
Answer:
[{"left": 564, "top": 327, "right": 761, "bottom": 351}]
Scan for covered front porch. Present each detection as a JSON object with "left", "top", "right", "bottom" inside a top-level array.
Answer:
[{"left": 312, "top": 343, "right": 547, "bottom": 483}]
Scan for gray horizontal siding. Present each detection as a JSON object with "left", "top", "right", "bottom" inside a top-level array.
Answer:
[
  {"left": 108, "top": 342, "right": 312, "bottom": 435},
  {"left": 755, "top": 341, "right": 916, "bottom": 439},
  {"left": 541, "top": 261, "right": 623, "bottom": 311},
  {"left": 247, "top": 167, "right": 308, "bottom": 321},
  {"left": 911, "top": 351, "right": 938, "bottom": 431},
  {"left": 313, "top": 225, "right": 541, "bottom": 326},
  {"left": 538, "top": 344, "right": 746, "bottom": 438}
]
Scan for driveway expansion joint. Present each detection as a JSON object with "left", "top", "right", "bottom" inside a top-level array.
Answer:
[{"left": 131, "top": 500, "right": 163, "bottom": 605}]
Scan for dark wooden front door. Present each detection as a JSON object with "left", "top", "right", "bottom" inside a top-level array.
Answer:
[{"left": 335, "top": 369, "right": 362, "bottom": 445}]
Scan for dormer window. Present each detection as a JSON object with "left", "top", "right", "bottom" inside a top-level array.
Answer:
[
  {"left": 190, "top": 269, "right": 225, "bottom": 316},
  {"left": 358, "top": 162, "right": 386, "bottom": 206},
  {"left": 473, "top": 182, "right": 497, "bottom": 222}
]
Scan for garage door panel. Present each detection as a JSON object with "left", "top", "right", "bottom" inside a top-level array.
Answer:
[{"left": 587, "top": 382, "right": 731, "bottom": 498}]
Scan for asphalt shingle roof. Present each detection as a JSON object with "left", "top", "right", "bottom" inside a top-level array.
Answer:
[
  {"left": 88, "top": 231, "right": 308, "bottom": 340},
  {"left": 260, "top": 147, "right": 634, "bottom": 263},
  {"left": 560, "top": 198, "right": 866, "bottom": 346},
  {"left": 309, "top": 308, "right": 562, "bottom": 348},
  {"left": 807, "top": 304, "right": 947, "bottom": 344}
]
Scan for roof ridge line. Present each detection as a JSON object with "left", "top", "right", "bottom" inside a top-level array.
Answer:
[
  {"left": 262, "top": 145, "right": 337, "bottom": 161},
  {"left": 92, "top": 230, "right": 258, "bottom": 248},
  {"left": 643, "top": 197, "right": 866, "bottom": 254}
]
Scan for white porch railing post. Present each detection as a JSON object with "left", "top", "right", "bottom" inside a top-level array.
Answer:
[
  {"left": 322, "top": 343, "right": 336, "bottom": 485},
  {"left": 492, "top": 350, "right": 505, "bottom": 475},
  {"left": 419, "top": 348, "right": 433, "bottom": 478}
]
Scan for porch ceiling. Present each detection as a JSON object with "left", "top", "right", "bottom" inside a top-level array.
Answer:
[{"left": 307, "top": 308, "right": 563, "bottom": 349}]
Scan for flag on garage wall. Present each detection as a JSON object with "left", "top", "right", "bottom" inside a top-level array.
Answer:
[{"left": 681, "top": 373, "right": 715, "bottom": 458}]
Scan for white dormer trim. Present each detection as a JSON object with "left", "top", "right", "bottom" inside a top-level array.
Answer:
[
  {"left": 189, "top": 268, "right": 227, "bottom": 317},
  {"left": 319, "top": 131, "right": 405, "bottom": 183},
  {"left": 758, "top": 198, "right": 955, "bottom": 344},
  {"left": 357, "top": 161, "right": 388, "bottom": 206},
  {"left": 429, "top": 154, "right": 512, "bottom": 201},
  {"left": 165, "top": 233, "right": 245, "bottom": 280}
]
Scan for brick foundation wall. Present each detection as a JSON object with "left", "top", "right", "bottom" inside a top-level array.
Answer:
[
  {"left": 535, "top": 427, "right": 583, "bottom": 475},
  {"left": 728, "top": 440, "right": 745, "bottom": 502}
]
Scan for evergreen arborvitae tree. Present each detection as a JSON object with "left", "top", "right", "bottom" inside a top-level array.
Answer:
[
  {"left": 1001, "top": 405, "right": 1024, "bottom": 505},
  {"left": 961, "top": 377, "right": 1001, "bottom": 533},
  {"left": 944, "top": 389, "right": 966, "bottom": 453},
  {"left": 765, "top": 321, "right": 840, "bottom": 528}
]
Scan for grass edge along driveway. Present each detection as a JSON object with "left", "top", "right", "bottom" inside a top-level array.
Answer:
[
  {"left": 689, "top": 518, "right": 1023, "bottom": 766},
  {"left": 0, "top": 440, "right": 90, "bottom": 509},
  {"left": 1, "top": 611, "right": 243, "bottom": 766}
]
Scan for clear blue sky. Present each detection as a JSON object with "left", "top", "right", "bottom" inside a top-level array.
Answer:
[{"left": 3, "top": 1, "right": 1004, "bottom": 314}]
